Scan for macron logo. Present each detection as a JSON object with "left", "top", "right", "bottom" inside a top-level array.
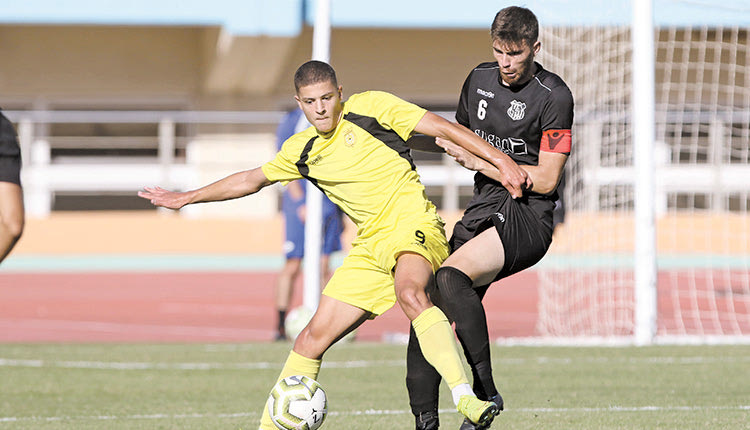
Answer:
[{"left": 476, "top": 88, "right": 495, "bottom": 99}]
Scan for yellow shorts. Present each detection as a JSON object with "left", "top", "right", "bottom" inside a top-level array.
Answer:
[{"left": 322, "top": 219, "right": 449, "bottom": 316}]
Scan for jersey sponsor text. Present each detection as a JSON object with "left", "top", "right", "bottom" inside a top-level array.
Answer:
[{"left": 473, "top": 129, "right": 528, "bottom": 155}]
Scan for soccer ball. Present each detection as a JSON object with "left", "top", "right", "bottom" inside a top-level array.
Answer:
[{"left": 267, "top": 375, "right": 327, "bottom": 430}]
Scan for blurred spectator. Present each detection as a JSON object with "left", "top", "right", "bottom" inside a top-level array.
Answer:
[{"left": 273, "top": 108, "right": 344, "bottom": 341}]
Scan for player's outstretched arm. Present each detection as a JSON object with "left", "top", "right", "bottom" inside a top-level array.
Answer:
[
  {"left": 434, "top": 136, "right": 498, "bottom": 174},
  {"left": 407, "top": 131, "right": 499, "bottom": 175},
  {"left": 138, "top": 167, "right": 273, "bottom": 209},
  {"left": 415, "top": 111, "right": 532, "bottom": 198}
]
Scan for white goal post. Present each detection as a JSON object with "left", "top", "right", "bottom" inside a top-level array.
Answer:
[
  {"left": 296, "top": 1, "right": 750, "bottom": 345},
  {"left": 631, "top": 0, "right": 658, "bottom": 345},
  {"left": 532, "top": 4, "right": 750, "bottom": 344},
  {"left": 301, "top": 0, "right": 331, "bottom": 313}
]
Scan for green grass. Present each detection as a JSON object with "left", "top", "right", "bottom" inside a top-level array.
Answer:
[{"left": 1, "top": 343, "right": 748, "bottom": 429}]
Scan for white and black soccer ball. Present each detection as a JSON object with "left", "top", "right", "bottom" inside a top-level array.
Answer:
[{"left": 267, "top": 375, "right": 327, "bottom": 430}]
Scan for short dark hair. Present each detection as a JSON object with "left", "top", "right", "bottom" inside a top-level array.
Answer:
[
  {"left": 490, "top": 6, "right": 539, "bottom": 46},
  {"left": 293, "top": 60, "right": 338, "bottom": 92}
]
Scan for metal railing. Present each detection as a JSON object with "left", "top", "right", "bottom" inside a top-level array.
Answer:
[
  {"left": 5, "top": 109, "right": 473, "bottom": 217},
  {"left": 6, "top": 109, "right": 747, "bottom": 218}
]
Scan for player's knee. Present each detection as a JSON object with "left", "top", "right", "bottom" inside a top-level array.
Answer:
[
  {"left": 396, "top": 284, "right": 430, "bottom": 313},
  {"left": 435, "top": 266, "right": 473, "bottom": 298},
  {"left": 425, "top": 280, "right": 443, "bottom": 309}
]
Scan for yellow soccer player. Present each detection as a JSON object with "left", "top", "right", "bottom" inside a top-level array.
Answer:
[{"left": 138, "top": 60, "right": 530, "bottom": 429}]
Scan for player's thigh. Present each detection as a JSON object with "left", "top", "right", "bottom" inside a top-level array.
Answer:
[
  {"left": 443, "top": 227, "right": 505, "bottom": 287},
  {"left": 390, "top": 222, "right": 449, "bottom": 317},
  {"left": 0, "top": 182, "right": 24, "bottom": 229},
  {"left": 394, "top": 252, "right": 435, "bottom": 292},
  {"left": 323, "top": 243, "right": 396, "bottom": 316},
  {"left": 294, "top": 294, "right": 370, "bottom": 358},
  {"left": 393, "top": 252, "right": 435, "bottom": 319}
]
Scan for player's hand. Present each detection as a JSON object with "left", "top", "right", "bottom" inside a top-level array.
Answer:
[
  {"left": 137, "top": 186, "right": 190, "bottom": 209},
  {"left": 436, "top": 137, "right": 485, "bottom": 171},
  {"left": 437, "top": 137, "right": 532, "bottom": 199},
  {"left": 490, "top": 153, "right": 533, "bottom": 199}
]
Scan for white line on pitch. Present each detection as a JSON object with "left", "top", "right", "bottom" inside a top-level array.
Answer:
[
  {"left": 0, "top": 358, "right": 405, "bottom": 370},
  {"left": 2, "top": 405, "right": 749, "bottom": 423},
  {"left": 1, "top": 355, "right": 747, "bottom": 371}
]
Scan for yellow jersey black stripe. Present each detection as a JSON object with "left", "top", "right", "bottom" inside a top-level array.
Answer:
[
  {"left": 262, "top": 91, "right": 442, "bottom": 241},
  {"left": 295, "top": 135, "right": 320, "bottom": 188},
  {"left": 343, "top": 112, "right": 416, "bottom": 170}
]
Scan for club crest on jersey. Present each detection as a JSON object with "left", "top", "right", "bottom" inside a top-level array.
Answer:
[
  {"left": 507, "top": 100, "right": 526, "bottom": 121},
  {"left": 344, "top": 128, "right": 356, "bottom": 147}
]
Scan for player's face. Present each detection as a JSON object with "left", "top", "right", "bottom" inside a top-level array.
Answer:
[
  {"left": 295, "top": 80, "right": 344, "bottom": 134},
  {"left": 492, "top": 39, "right": 541, "bottom": 86}
]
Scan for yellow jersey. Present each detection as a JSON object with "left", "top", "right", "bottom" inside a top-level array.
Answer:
[{"left": 262, "top": 90, "right": 443, "bottom": 243}]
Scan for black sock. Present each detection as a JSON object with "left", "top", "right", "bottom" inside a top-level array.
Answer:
[
  {"left": 435, "top": 266, "right": 498, "bottom": 400},
  {"left": 277, "top": 309, "right": 287, "bottom": 334}
]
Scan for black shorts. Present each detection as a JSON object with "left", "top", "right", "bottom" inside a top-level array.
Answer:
[
  {"left": 0, "top": 112, "right": 22, "bottom": 185},
  {"left": 450, "top": 191, "right": 554, "bottom": 284}
]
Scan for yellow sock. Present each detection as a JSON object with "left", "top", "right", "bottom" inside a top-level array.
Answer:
[
  {"left": 412, "top": 306, "right": 470, "bottom": 389},
  {"left": 259, "top": 350, "right": 322, "bottom": 430}
]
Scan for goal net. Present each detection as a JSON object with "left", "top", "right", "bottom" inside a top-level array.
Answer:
[{"left": 533, "top": 24, "right": 750, "bottom": 343}]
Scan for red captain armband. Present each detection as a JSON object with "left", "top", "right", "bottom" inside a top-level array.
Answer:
[{"left": 540, "top": 129, "right": 572, "bottom": 154}]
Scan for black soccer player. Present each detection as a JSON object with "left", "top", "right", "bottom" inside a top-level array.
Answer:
[
  {"left": 406, "top": 7, "right": 574, "bottom": 430},
  {"left": 0, "top": 109, "right": 25, "bottom": 264}
]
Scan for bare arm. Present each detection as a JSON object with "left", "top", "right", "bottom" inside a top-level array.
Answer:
[
  {"left": 414, "top": 111, "right": 532, "bottom": 198},
  {"left": 138, "top": 167, "right": 274, "bottom": 209},
  {"left": 434, "top": 137, "right": 499, "bottom": 174},
  {"left": 408, "top": 134, "right": 515, "bottom": 187},
  {"left": 440, "top": 137, "right": 568, "bottom": 195},
  {"left": 522, "top": 151, "right": 568, "bottom": 195}
]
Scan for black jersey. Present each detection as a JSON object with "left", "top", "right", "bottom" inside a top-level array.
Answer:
[
  {"left": 0, "top": 109, "right": 22, "bottom": 185},
  {"left": 456, "top": 61, "right": 573, "bottom": 168},
  {"left": 453, "top": 61, "right": 574, "bottom": 240}
]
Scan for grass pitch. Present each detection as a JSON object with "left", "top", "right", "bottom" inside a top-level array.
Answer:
[{"left": 1, "top": 342, "right": 748, "bottom": 429}]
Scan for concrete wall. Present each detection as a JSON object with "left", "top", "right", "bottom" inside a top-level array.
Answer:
[
  {"left": 12, "top": 211, "right": 746, "bottom": 256},
  {"left": 0, "top": 24, "right": 495, "bottom": 110},
  {"left": 0, "top": 25, "right": 203, "bottom": 103}
]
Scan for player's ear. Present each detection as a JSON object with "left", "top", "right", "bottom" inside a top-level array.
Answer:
[
  {"left": 294, "top": 95, "right": 303, "bottom": 109},
  {"left": 532, "top": 40, "right": 541, "bottom": 55}
]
